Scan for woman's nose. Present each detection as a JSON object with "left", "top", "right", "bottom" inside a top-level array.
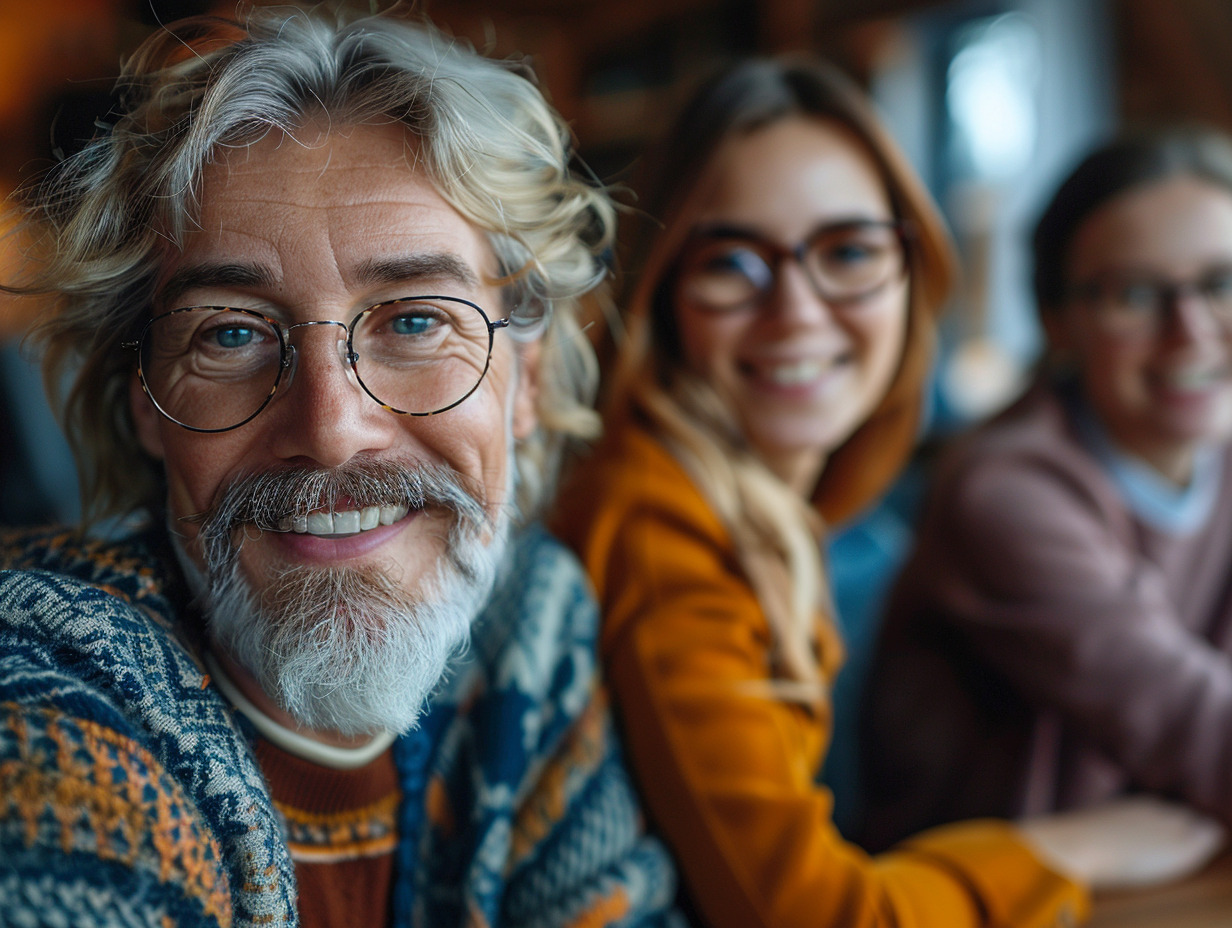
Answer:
[
  {"left": 766, "top": 259, "right": 841, "bottom": 329},
  {"left": 1162, "top": 285, "right": 1223, "bottom": 343}
]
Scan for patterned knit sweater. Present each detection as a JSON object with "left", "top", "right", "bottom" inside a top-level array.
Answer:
[{"left": 0, "top": 522, "right": 678, "bottom": 927}]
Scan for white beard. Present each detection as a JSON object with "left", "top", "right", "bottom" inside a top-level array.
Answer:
[
  {"left": 200, "top": 512, "right": 509, "bottom": 736},
  {"left": 181, "top": 364, "right": 527, "bottom": 738},
  {"left": 174, "top": 452, "right": 516, "bottom": 738}
]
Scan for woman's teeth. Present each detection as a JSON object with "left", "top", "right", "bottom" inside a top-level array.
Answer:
[
  {"left": 765, "top": 360, "right": 824, "bottom": 387},
  {"left": 1163, "top": 368, "right": 1225, "bottom": 390},
  {"left": 280, "top": 503, "right": 410, "bottom": 535}
]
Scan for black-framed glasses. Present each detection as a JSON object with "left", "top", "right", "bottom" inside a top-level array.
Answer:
[
  {"left": 123, "top": 295, "right": 509, "bottom": 432},
  {"left": 1067, "top": 267, "right": 1232, "bottom": 338},
  {"left": 674, "top": 219, "right": 910, "bottom": 313}
]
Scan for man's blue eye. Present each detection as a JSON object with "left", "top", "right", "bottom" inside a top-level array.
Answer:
[
  {"left": 214, "top": 326, "right": 255, "bottom": 348},
  {"left": 391, "top": 314, "right": 433, "bottom": 335}
]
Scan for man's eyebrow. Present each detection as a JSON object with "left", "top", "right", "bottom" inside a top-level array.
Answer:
[
  {"left": 158, "top": 262, "right": 276, "bottom": 308},
  {"left": 157, "top": 254, "right": 480, "bottom": 308},
  {"left": 353, "top": 254, "right": 480, "bottom": 290}
]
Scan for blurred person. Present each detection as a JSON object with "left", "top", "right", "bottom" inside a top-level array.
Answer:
[
  {"left": 863, "top": 127, "right": 1232, "bottom": 857},
  {"left": 555, "top": 61, "right": 1225, "bottom": 928},
  {"left": 0, "top": 6, "right": 679, "bottom": 926}
]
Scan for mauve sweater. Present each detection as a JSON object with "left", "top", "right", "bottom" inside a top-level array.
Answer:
[{"left": 862, "top": 379, "right": 1232, "bottom": 852}]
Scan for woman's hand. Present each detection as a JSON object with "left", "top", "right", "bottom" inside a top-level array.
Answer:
[{"left": 1018, "top": 795, "right": 1226, "bottom": 891}]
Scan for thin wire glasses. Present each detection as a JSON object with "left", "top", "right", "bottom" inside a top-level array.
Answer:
[
  {"left": 124, "top": 295, "right": 509, "bottom": 432},
  {"left": 674, "top": 219, "right": 910, "bottom": 312},
  {"left": 1067, "top": 267, "right": 1232, "bottom": 338}
]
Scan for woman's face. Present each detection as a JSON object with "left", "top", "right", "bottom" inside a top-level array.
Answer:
[
  {"left": 671, "top": 117, "right": 909, "bottom": 493},
  {"left": 1054, "top": 175, "right": 1232, "bottom": 483}
]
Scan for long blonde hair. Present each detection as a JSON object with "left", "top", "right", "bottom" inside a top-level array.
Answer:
[{"left": 609, "top": 57, "right": 956, "bottom": 692}]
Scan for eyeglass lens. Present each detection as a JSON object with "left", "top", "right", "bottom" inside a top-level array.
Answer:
[
  {"left": 677, "top": 221, "right": 905, "bottom": 311},
  {"left": 138, "top": 297, "right": 495, "bottom": 432}
]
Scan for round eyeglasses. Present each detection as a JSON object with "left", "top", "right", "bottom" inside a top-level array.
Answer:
[
  {"left": 674, "top": 219, "right": 910, "bottom": 312},
  {"left": 124, "top": 295, "right": 509, "bottom": 432}
]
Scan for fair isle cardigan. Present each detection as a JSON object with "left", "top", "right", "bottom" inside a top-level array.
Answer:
[{"left": 0, "top": 522, "right": 677, "bottom": 927}]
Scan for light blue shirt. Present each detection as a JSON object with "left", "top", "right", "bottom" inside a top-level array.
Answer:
[{"left": 1071, "top": 398, "right": 1221, "bottom": 535}]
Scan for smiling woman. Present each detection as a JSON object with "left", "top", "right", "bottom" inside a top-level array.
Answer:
[
  {"left": 864, "top": 126, "right": 1232, "bottom": 856},
  {"left": 554, "top": 56, "right": 1160, "bottom": 928},
  {"left": 1052, "top": 175, "right": 1232, "bottom": 481},
  {"left": 666, "top": 118, "right": 911, "bottom": 494},
  {"left": 554, "top": 55, "right": 1232, "bottom": 926}
]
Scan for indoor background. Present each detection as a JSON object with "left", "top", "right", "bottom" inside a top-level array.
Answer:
[
  {"left": 4, "top": 0, "right": 1231, "bottom": 464},
  {"left": 1, "top": 0, "right": 1229, "bottom": 832}
]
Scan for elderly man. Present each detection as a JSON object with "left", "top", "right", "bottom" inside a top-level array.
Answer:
[{"left": 0, "top": 7, "right": 675, "bottom": 927}]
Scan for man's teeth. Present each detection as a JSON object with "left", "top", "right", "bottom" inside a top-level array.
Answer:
[
  {"left": 283, "top": 503, "right": 410, "bottom": 535},
  {"left": 765, "top": 360, "right": 824, "bottom": 386}
]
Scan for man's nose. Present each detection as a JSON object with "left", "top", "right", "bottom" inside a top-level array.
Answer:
[{"left": 265, "top": 322, "right": 398, "bottom": 468}]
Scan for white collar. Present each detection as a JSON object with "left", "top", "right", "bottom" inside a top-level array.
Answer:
[{"left": 204, "top": 650, "right": 396, "bottom": 770}]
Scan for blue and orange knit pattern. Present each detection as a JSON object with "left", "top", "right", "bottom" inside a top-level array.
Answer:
[{"left": 0, "top": 523, "right": 679, "bottom": 927}]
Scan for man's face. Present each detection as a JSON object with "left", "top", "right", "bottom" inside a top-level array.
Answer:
[{"left": 131, "top": 122, "right": 537, "bottom": 732}]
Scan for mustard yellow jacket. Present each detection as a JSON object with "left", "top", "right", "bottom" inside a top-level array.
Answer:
[{"left": 555, "top": 418, "right": 1089, "bottom": 928}]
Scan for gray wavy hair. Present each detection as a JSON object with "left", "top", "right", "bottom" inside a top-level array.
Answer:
[{"left": 13, "top": 4, "right": 614, "bottom": 523}]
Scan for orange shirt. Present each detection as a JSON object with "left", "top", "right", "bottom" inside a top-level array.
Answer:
[{"left": 555, "top": 418, "right": 1089, "bottom": 928}]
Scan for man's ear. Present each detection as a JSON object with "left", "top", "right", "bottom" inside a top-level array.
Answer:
[
  {"left": 511, "top": 340, "right": 541, "bottom": 441},
  {"left": 129, "top": 371, "right": 165, "bottom": 460}
]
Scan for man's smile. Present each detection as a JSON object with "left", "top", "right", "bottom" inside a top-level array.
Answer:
[{"left": 279, "top": 502, "right": 412, "bottom": 535}]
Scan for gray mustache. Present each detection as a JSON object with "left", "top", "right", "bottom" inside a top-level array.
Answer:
[{"left": 189, "top": 458, "right": 488, "bottom": 570}]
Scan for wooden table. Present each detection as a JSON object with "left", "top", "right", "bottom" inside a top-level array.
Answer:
[{"left": 1087, "top": 852, "right": 1232, "bottom": 927}]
